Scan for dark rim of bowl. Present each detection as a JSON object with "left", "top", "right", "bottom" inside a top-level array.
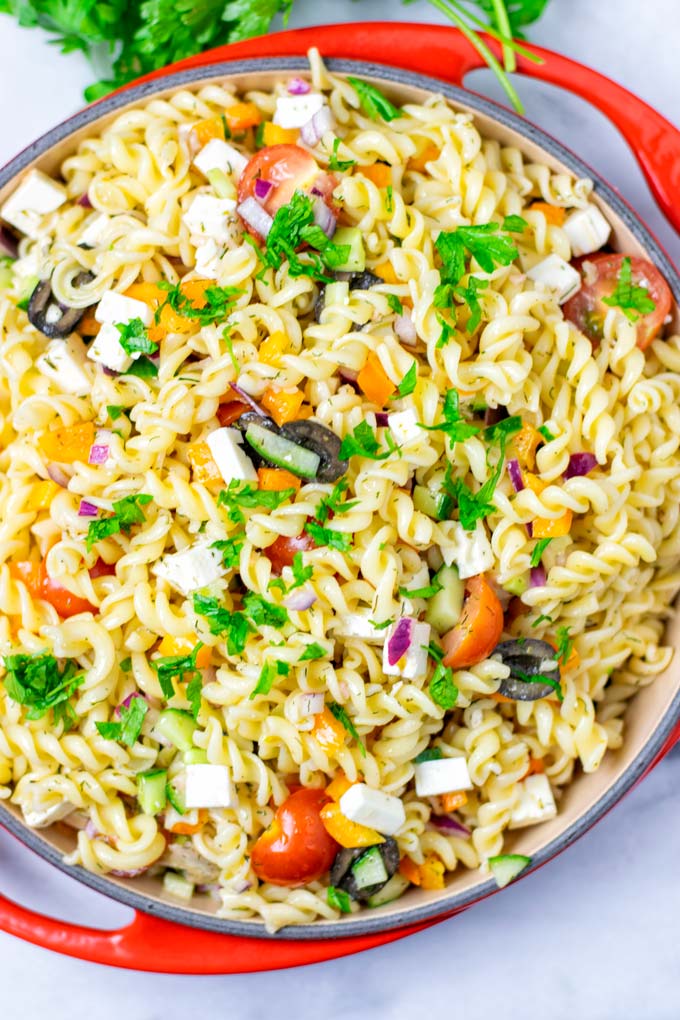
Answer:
[{"left": 1, "top": 55, "right": 679, "bottom": 944}]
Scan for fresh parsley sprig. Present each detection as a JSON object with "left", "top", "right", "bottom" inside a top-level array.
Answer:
[
  {"left": 218, "top": 480, "right": 296, "bottom": 525},
  {"left": 2, "top": 652, "right": 83, "bottom": 729},
  {"left": 328, "top": 700, "right": 366, "bottom": 757},
  {"left": 346, "top": 78, "right": 401, "bottom": 122},
  {"left": 96, "top": 695, "right": 148, "bottom": 746},
  {"left": 602, "top": 257, "right": 656, "bottom": 322},
  {"left": 86, "top": 494, "right": 152, "bottom": 551},
  {"left": 339, "top": 421, "right": 398, "bottom": 461},
  {"left": 418, "top": 388, "right": 480, "bottom": 444},
  {"left": 249, "top": 658, "right": 290, "bottom": 699},
  {"left": 263, "top": 191, "right": 351, "bottom": 283},
  {"left": 116, "top": 317, "right": 158, "bottom": 357},
  {"left": 152, "top": 641, "right": 204, "bottom": 700},
  {"left": 156, "top": 281, "right": 242, "bottom": 327}
]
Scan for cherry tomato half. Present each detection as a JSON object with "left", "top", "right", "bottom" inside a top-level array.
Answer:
[
  {"left": 10, "top": 561, "right": 96, "bottom": 618},
  {"left": 263, "top": 530, "right": 317, "bottom": 574},
  {"left": 217, "top": 399, "right": 249, "bottom": 428},
  {"left": 238, "top": 144, "right": 320, "bottom": 221},
  {"left": 563, "top": 254, "right": 671, "bottom": 350},
  {"left": 441, "top": 574, "right": 504, "bottom": 670},
  {"left": 251, "top": 787, "right": 339, "bottom": 887}
]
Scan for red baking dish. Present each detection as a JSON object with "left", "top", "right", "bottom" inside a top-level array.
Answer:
[{"left": 1, "top": 21, "right": 679, "bottom": 973}]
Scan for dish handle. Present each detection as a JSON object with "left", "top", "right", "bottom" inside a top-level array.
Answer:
[{"left": 150, "top": 22, "right": 680, "bottom": 236}]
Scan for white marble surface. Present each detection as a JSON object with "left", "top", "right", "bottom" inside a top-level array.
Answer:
[{"left": 1, "top": 1, "right": 679, "bottom": 1014}]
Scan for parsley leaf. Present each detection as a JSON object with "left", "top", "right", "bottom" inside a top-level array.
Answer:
[
  {"left": 328, "top": 137, "right": 356, "bottom": 172},
  {"left": 289, "top": 551, "right": 313, "bottom": 591},
  {"left": 3, "top": 652, "right": 83, "bottom": 728},
  {"left": 107, "top": 404, "right": 128, "bottom": 421},
  {"left": 454, "top": 275, "right": 489, "bottom": 333},
  {"left": 396, "top": 362, "right": 417, "bottom": 397},
  {"left": 210, "top": 535, "right": 244, "bottom": 571},
  {"left": 419, "top": 388, "right": 480, "bottom": 444},
  {"left": 386, "top": 293, "right": 403, "bottom": 316},
  {"left": 242, "top": 592, "right": 288, "bottom": 629},
  {"left": 531, "top": 613, "right": 554, "bottom": 628},
  {"left": 315, "top": 478, "right": 359, "bottom": 524},
  {"left": 429, "top": 662, "right": 458, "bottom": 709},
  {"left": 346, "top": 77, "right": 401, "bottom": 122},
  {"left": 435, "top": 223, "right": 520, "bottom": 294},
  {"left": 530, "top": 537, "right": 552, "bottom": 567},
  {"left": 602, "top": 256, "right": 656, "bottom": 322},
  {"left": 156, "top": 281, "right": 241, "bottom": 327},
  {"left": 123, "top": 355, "right": 158, "bottom": 378},
  {"left": 298, "top": 642, "right": 328, "bottom": 661},
  {"left": 538, "top": 425, "right": 555, "bottom": 442},
  {"left": 445, "top": 419, "right": 518, "bottom": 531},
  {"left": 305, "top": 521, "right": 353, "bottom": 552},
  {"left": 414, "top": 747, "right": 444, "bottom": 764},
  {"left": 554, "top": 625, "right": 573, "bottom": 665},
  {"left": 327, "top": 886, "right": 352, "bottom": 913},
  {"left": 502, "top": 214, "right": 529, "bottom": 233},
  {"left": 152, "top": 641, "right": 203, "bottom": 700},
  {"left": 264, "top": 191, "right": 351, "bottom": 283},
  {"left": 86, "top": 494, "right": 152, "bottom": 551},
  {"left": 186, "top": 673, "right": 203, "bottom": 719},
  {"left": 249, "top": 658, "right": 290, "bottom": 699},
  {"left": 515, "top": 668, "right": 563, "bottom": 701},
  {"left": 338, "top": 421, "right": 396, "bottom": 461},
  {"left": 328, "top": 701, "right": 366, "bottom": 757},
  {"left": 193, "top": 593, "right": 235, "bottom": 637},
  {"left": 96, "top": 695, "right": 148, "bottom": 746},
  {"left": 115, "top": 317, "right": 158, "bottom": 356},
  {"left": 218, "top": 480, "right": 296, "bottom": 524},
  {"left": 399, "top": 579, "right": 443, "bottom": 599},
  {"left": 483, "top": 415, "right": 522, "bottom": 443},
  {"left": 119, "top": 657, "right": 132, "bottom": 672}
]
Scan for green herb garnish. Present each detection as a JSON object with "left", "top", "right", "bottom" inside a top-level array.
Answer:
[
  {"left": 602, "top": 257, "right": 656, "bottom": 322},
  {"left": 346, "top": 77, "right": 401, "bottom": 122},
  {"left": 386, "top": 293, "right": 403, "bottom": 316},
  {"left": 263, "top": 191, "right": 351, "bottom": 283},
  {"left": 554, "top": 625, "right": 573, "bottom": 665},
  {"left": 338, "top": 421, "right": 396, "bottom": 461},
  {"left": 115, "top": 317, "right": 158, "bottom": 356},
  {"left": 298, "top": 642, "right": 328, "bottom": 662},
  {"left": 429, "top": 662, "right": 458, "bottom": 709},
  {"left": 327, "top": 886, "right": 352, "bottom": 913},
  {"left": 419, "top": 388, "right": 480, "bottom": 444},
  {"left": 123, "top": 356, "right": 158, "bottom": 378},
  {"left": 328, "top": 700, "right": 366, "bottom": 757},
  {"left": 396, "top": 363, "right": 417, "bottom": 397},
  {"left": 413, "top": 747, "right": 444, "bottom": 764},
  {"left": 218, "top": 480, "right": 296, "bottom": 524},
  {"left": 152, "top": 642, "right": 204, "bottom": 700},
  {"left": 328, "top": 137, "right": 356, "bottom": 172},
  {"left": 305, "top": 521, "right": 353, "bottom": 552},
  {"left": 156, "top": 281, "right": 241, "bottom": 327},
  {"left": 514, "top": 668, "right": 563, "bottom": 701},
  {"left": 538, "top": 425, "right": 555, "bottom": 442},
  {"left": 2, "top": 652, "right": 83, "bottom": 729},
  {"left": 86, "top": 494, "right": 152, "bottom": 551},
  {"left": 530, "top": 537, "right": 552, "bottom": 567},
  {"left": 96, "top": 695, "right": 148, "bottom": 746},
  {"left": 249, "top": 658, "right": 290, "bottom": 699}
]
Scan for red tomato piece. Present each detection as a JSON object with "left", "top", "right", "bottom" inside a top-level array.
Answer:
[
  {"left": 563, "top": 254, "right": 671, "bottom": 350},
  {"left": 262, "top": 530, "right": 317, "bottom": 574},
  {"left": 251, "top": 787, "right": 339, "bottom": 887},
  {"left": 238, "top": 144, "right": 320, "bottom": 224},
  {"left": 216, "top": 400, "right": 248, "bottom": 428},
  {"left": 10, "top": 561, "right": 96, "bottom": 618},
  {"left": 89, "top": 558, "right": 116, "bottom": 579},
  {"left": 441, "top": 574, "right": 504, "bottom": 670}
]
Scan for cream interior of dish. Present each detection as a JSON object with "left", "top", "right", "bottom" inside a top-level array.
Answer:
[{"left": 1, "top": 51, "right": 679, "bottom": 934}]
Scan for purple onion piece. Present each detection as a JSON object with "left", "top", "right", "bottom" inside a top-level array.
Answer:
[
  {"left": 88, "top": 444, "right": 109, "bottom": 465},
  {"left": 387, "top": 617, "right": 414, "bottom": 666},
  {"left": 564, "top": 452, "right": 597, "bottom": 479},
  {"left": 236, "top": 197, "right": 273, "bottom": 239},
  {"left": 312, "top": 196, "right": 337, "bottom": 239},
  {"left": 230, "top": 381, "right": 266, "bottom": 416},
  {"left": 283, "top": 587, "right": 317, "bottom": 611},
  {"left": 430, "top": 814, "right": 471, "bottom": 837},
  {"left": 526, "top": 521, "right": 534, "bottom": 538},
  {"left": 78, "top": 499, "right": 99, "bottom": 517},
  {"left": 484, "top": 405, "right": 508, "bottom": 427},
  {"left": 507, "top": 459, "right": 524, "bottom": 492},
  {"left": 374, "top": 412, "right": 390, "bottom": 427},
  {"left": 530, "top": 565, "right": 547, "bottom": 587},
  {"left": 394, "top": 314, "right": 417, "bottom": 346},
  {"left": 46, "top": 463, "right": 70, "bottom": 488},
  {"left": 288, "top": 77, "right": 311, "bottom": 96},
  {"left": 338, "top": 366, "right": 359, "bottom": 385},
  {"left": 0, "top": 226, "right": 19, "bottom": 260},
  {"left": 254, "top": 177, "right": 273, "bottom": 201},
  {"left": 102, "top": 365, "right": 119, "bottom": 377},
  {"left": 78, "top": 193, "right": 93, "bottom": 208},
  {"left": 300, "top": 105, "right": 333, "bottom": 148}
]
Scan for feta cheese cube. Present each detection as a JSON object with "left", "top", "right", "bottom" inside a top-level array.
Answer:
[
  {"left": 382, "top": 620, "right": 430, "bottom": 680},
  {"left": 23, "top": 798, "right": 76, "bottom": 829},
  {"left": 509, "top": 774, "right": 557, "bottom": 829},
  {"left": 79, "top": 212, "right": 111, "bottom": 248},
  {"left": 332, "top": 613, "right": 388, "bottom": 643},
  {"left": 527, "top": 254, "right": 581, "bottom": 304},
  {"left": 182, "top": 194, "right": 236, "bottom": 243},
  {"left": 193, "top": 138, "right": 248, "bottom": 179},
  {"left": 440, "top": 521, "right": 493, "bottom": 579},
  {"left": 36, "top": 335, "right": 91, "bottom": 395},
  {"left": 194, "top": 238, "right": 224, "bottom": 280},
  {"left": 87, "top": 322, "right": 135, "bottom": 373},
  {"left": 154, "top": 542, "right": 225, "bottom": 596},
  {"left": 184, "top": 764, "right": 235, "bottom": 809},
  {"left": 95, "top": 290, "right": 153, "bottom": 327},
  {"left": 1, "top": 169, "right": 66, "bottom": 239},
  {"left": 414, "top": 756, "right": 473, "bottom": 797},
  {"left": 339, "top": 783, "right": 406, "bottom": 836},
  {"left": 389, "top": 409, "right": 422, "bottom": 447},
  {"left": 563, "top": 205, "right": 611, "bottom": 257},
  {"left": 206, "top": 427, "right": 257, "bottom": 483},
  {"left": 273, "top": 93, "right": 325, "bottom": 129}
]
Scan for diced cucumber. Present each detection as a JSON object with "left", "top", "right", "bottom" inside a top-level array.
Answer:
[
  {"left": 413, "top": 484, "right": 454, "bottom": 521},
  {"left": 16, "top": 274, "right": 39, "bottom": 310},
  {"left": 425, "top": 565, "right": 465, "bottom": 634},
  {"left": 166, "top": 773, "right": 186, "bottom": 814},
  {"left": 137, "top": 769, "right": 168, "bottom": 816},
  {"left": 163, "top": 870, "right": 195, "bottom": 902},
  {"left": 351, "top": 845, "right": 388, "bottom": 891},
  {"left": 207, "top": 168, "right": 236, "bottom": 199},
  {"left": 155, "top": 708, "right": 196, "bottom": 751},
  {"left": 183, "top": 747, "right": 209, "bottom": 764},
  {"left": 366, "top": 872, "right": 410, "bottom": 908},
  {"left": 332, "top": 227, "right": 365, "bottom": 272},
  {"left": 0, "top": 258, "right": 14, "bottom": 290},
  {"left": 245, "top": 423, "right": 320, "bottom": 479},
  {"left": 470, "top": 398, "right": 488, "bottom": 413},
  {"left": 488, "top": 853, "right": 532, "bottom": 889},
  {"left": 503, "top": 574, "right": 529, "bottom": 597}
]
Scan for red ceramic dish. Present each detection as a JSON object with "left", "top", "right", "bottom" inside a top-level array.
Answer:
[{"left": 1, "top": 22, "right": 679, "bottom": 973}]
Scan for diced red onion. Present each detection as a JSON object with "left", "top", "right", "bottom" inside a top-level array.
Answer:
[
  {"left": 387, "top": 617, "right": 414, "bottom": 666},
  {"left": 230, "top": 381, "right": 266, "bottom": 416},
  {"left": 88, "top": 444, "right": 109, "bottom": 465},
  {"left": 0, "top": 227, "right": 18, "bottom": 259},
  {"left": 115, "top": 692, "right": 149, "bottom": 716},
  {"left": 284, "top": 587, "right": 317, "bottom": 611},
  {"left": 484, "top": 405, "right": 508, "bottom": 427},
  {"left": 236, "top": 197, "right": 273, "bottom": 239},
  {"left": 196, "top": 883, "right": 221, "bottom": 895},
  {"left": 300, "top": 105, "right": 333, "bottom": 147},
  {"left": 78, "top": 499, "right": 99, "bottom": 517},
  {"left": 297, "top": 692, "right": 324, "bottom": 717},
  {"left": 507, "top": 459, "right": 524, "bottom": 492},
  {"left": 526, "top": 521, "right": 533, "bottom": 538},
  {"left": 430, "top": 814, "right": 471, "bottom": 837},
  {"left": 375, "top": 412, "right": 390, "bottom": 427},
  {"left": 394, "top": 314, "right": 417, "bottom": 346},
  {"left": 102, "top": 365, "right": 118, "bottom": 377},
  {"left": 338, "top": 366, "right": 359, "bottom": 384},
  {"left": 288, "top": 77, "right": 311, "bottom": 96},
  {"left": 254, "top": 178, "right": 273, "bottom": 201},
  {"left": 530, "top": 565, "right": 547, "bottom": 587},
  {"left": 312, "top": 197, "right": 337, "bottom": 238},
  {"left": 564, "top": 452, "right": 597, "bottom": 479},
  {"left": 231, "top": 879, "right": 253, "bottom": 894},
  {"left": 46, "top": 463, "right": 69, "bottom": 488},
  {"left": 78, "top": 193, "right": 93, "bottom": 208}
]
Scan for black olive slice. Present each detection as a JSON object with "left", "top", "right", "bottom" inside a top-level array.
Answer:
[{"left": 494, "top": 638, "right": 561, "bottom": 701}]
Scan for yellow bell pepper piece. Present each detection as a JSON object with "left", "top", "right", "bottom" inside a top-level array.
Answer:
[
  {"left": 158, "top": 634, "right": 211, "bottom": 669},
  {"left": 28, "top": 480, "right": 61, "bottom": 511},
  {"left": 258, "top": 332, "right": 288, "bottom": 365},
  {"left": 533, "top": 509, "right": 573, "bottom": 538},
  {"left": 513, "top": 424, "right": 544, "bottom": 471},
  {"left": 187, "top": 441, "right": 222, "bottom": 488},
  {"left": 39, "top": 422, "right": 95, "bottom": 465},
  {"left": 319, "top": 801, "right": 385, "bottom": 848},
  {"left": 326, "top": 771, "right": 354, "bottom": 802},
  {"left": 261, "top": 387, "right": 306, "bottom": 427},
  {"left": 373, "top": 260, "right": 399, "bottom": 284},
  {"left": 419, "top": 854, "right": 446, "bottom": 890},
  {"left": 312, "top": 707, "right": 347, "bottom": 755},
  {"left": 357, "top": 352, "right": 396, "bottom": 406},
  {"left": 262, "top": 122, "right": 299, "bottom": 145}
]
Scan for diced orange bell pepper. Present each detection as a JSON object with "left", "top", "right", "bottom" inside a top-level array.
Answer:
[
  {"left": 192, "top": 118, "right": 225, "bottom": 145},
  {"left": 407, "top": 142, "right": 440, "bottom": 173},
  {"left": 261, "top": 387, "right": 306, "bottom": 426},
  {"left": 39, "top": 421, "right": 95, "bottom": 464},
  {"left": 532, "top": 509, "right": 573, "bottom": 538},
  {"left": 523, "top": 472, "right": 547, "bottom": 495},
  {"left": 419, "top": 854, "right": 446, "bottom": 890},
  {"left": 551, "top": 639, "right": 580, "bottom": 673},
  {"left": 320, "top": 801, "right": 385, "bottom": 848},
  {"left": 398, "top": 856, "right": 422, "bottom": 886},
  {"left": 187, "top": 441, "right": 222, "bottom": 488},
  {"left": 125, "top": 280, "right": 213, "bottom": 342},
  {"left": 262, "top": 122, "right": 299, "bottom": 145},
  {"left": 357, "top": 352, "right": 396, "bottom": 406},
  {"left": 224, "top": 102, "right": 262, "bottom": 133},
  {"left": 158, "top": 634, "right": 211, "bottom": 669},
  {"left": 259, "top": 332, "right": 288, "bottom": 365},
  {"left": 491, "top": 691, "right": 514, "bottom": 704},
  {"left": 373, "top": 260, "right": 399, "bottom": 284},
  {"left": 166, "top": 808, "right": 208, "bottom": 835},
  {"left": 325, "top": 771, "right": 355, "bottom": 802},
  {"left": 522, "top": 756, "right": 545, "bottom": 780},
  {"left": 10, "top": 560, "right": 96, "bottom": 618},
  {"left": 440, "top": 790, "right": 468, "bottom": 813},
  {"left": 78, "top": 309, "right": 100, "bottom": 337},
  {"left": 530, "top": 202, "right": 567, "bottom": 226},
  {"left": 257, "top": 467, "right": 302, "bottom": 492},
  {"left": 312, "top": 707, "right": 347, "bottom": 755},
  {"left": 360, "top": 163, "right": 392, "bottom": 188},
  {"left": 513, "top": 424, "right": 543, "bottom": 471},
  {"left": 28, "top": 480, "right": 61, "bottom": 511}
]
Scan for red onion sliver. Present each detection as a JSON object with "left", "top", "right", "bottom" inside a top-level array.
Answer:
[
  {"left": 46, "top": 463, "right": 69, "bottom": 488},
  {"left": 109, "top": 867, "right": 149, "bottom": 878},
  {"left": 507, "top": 459, "right": 524, "bottom": 492},
  {"left": 78, "top": 499, "right": 99, "bottom": 517},
  {"left": 236, "top": 197, "right": 273, "bottom": 239},
  {"left": 530, "top": 565, "right": 547, "bottom": 587},
  {"left": 284, "top": 587, "right": 317, "bottom": 611},
  {"left": 564, "top": 452, "right": 597, "bottom": 479},
  {"left": 375, "top": 412, "right": 390, "bottom": 427},
  {"left": 338, "top": 366, "right": 359, "bottom": 384},
  {"left": 312, "top": 197, "right": 337, "bottom": 238},
  {"left": 299, "top": 105, "right": 333, "bottom": 147},
  {"left": 254, "top": 178, "right": 273, "bottom": 201},
  {"left": 288, "top": 77, "right": 311, "bottom": 96},
  {"left": 387, "top": 617, "right": 414, "bottom": 666},
  {"left": 394, "top": 314, "right": 417, "bottom": 346},
  {"left": 230, "top": 381, "right": 266, "bottom": 416},
  {"left": 78, "top": 193, "right": 93, "bottom": 208},
  {"left": 430, "top": 814, "right": 471, "bottom": 837},
  {"left": 116, "top": 692, "right": 149, "bottom": 716},
  {"left": 88, "top": 444, "right": 109, "bottom": 465},
  {"left": 0, "top": 226, "right": 18, "bottom": 259},
  {"left": 484, "top": 405, "right": 508, "bottom": 427}
]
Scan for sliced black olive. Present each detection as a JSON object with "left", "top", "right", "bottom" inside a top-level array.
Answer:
[
  {"left": 330, "top": 837, "right": 400, "bottom": 902},
  {"left": 233, "top": 411, "right": 279, "bottom": 469},
  {"left": 494, "top": 638, "right": 561, "bottom": 701},
  {"left": 279, "top": 419, "right": 348, "bottom": 482},
  {"left": 27, "top": 272, "right": 93, "bottom": 339}
]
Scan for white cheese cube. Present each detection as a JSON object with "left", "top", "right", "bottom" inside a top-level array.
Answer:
[
  {"left": 206, "top": 427, "right": 257, "bottom": 483},
  {"left": 509, "top": 774, "right": 557, "bottom": 829},
  {"left": 182, "top": 194, "right": 236, "bottom": 243},
  {"left": 193, "top": 138, "right": 248, "bottom": 179},
  {"left": 332, "top": 613, "right": 388, "bottom": 643},
  {"left": 87, "top": 322, "right": 134, "bottom": 373},
  {"left": 1, "top": 169, "right": 67, "bottom": 239},
  {"left": 339, "top": 783, "right": 406, "bottom": 836},
  {"left": 184, "top": 764, "right": 235, "bottom": 809},
  {"left": 154, "top": 542, "right": 225, "bottom": 596},
  {"left": 23, "top": 798, "right": 76, "bottom": 829},
  {"left": 194, "top": 239, "right": 224, "bottom": 279},
  {"left": 79, "top": 212, "right": 112, "bottom": 248},
  {"left": 563, "top": 205, "right": 611, "bottom": 257},
  {"left": 36, "top": 335, "right": 91, "bottom": 395},
  {"left": 527, "top": 254, "right": 581, "bottom": 304},
  {"left": 382, "top": 620, "right": 431, "bottom": 680},
  {"left": 414, "top": 756, "right": 473, "bottom": 797},
  {"left": 389, "top": 409, "right": 422, "bottom": 447},
  {"left": 440, "top": 521, "right": 493, "bottom": 580},
  {"left": 95, "top": 290, "right": 153, "bottom": 327},
  {"left": 273, "top": 93, "right": 325, "bottom": 129}
]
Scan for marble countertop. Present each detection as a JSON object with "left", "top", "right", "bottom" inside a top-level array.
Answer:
[{"left": 1, "top": 1, "right": 679, "bottom": 1015}]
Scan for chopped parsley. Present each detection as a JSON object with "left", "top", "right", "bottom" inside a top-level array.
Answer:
[
  {"left": 2, "top": 652, "right": 83, "bottom": 729},
  {"left": 370, "top": 618, "right": 395, "bottom": 631},
  {"left": 399, "top": 579, "right": 443, "bottom": 599},
  {"left": 328, "top": 137, "right": 356, "bottom": 172},
  {"left": 502, "top": 215, "right": 529, "bottom": 233},
  {"left": 444, "top": 419, "right": 519, "bottom": 531},
  {"left": 602, "top": 257, "right": 656, "bottom": 322},
  {"left": 483, "top": 415, "right": 522, "bottom": 444},
  {"left": 554, "top": 625, "right": 573, "bottom": 665},
  {"left": 242, "top": 592, "right": 288, "bottom": 629},
  {"left": 338, "top": 421, "right": 397, "bottom": 461},
  {"left": 96, "top": 695, "right": 148, "bottom": 746},
  {"left": 298, "top": 642, "right": 328, "bottom": 662},
  {"left": 151, "top": 642, "right": 204, "bottom": 700},
  {"left": 385, "top": 184, "right": 394, "bottom": 213},
  {"left": 305, "top": 521, "right": 353, "bottom": 552},
  {"left": 86, "top": 494, "right": 152, "bottom": 551},
  {"left": 193, "top": 591, "right": 286, "bottom": 654},
  {"left": 186, "top": 673, "right": 203, "bottom": 720},
  {"left": 429, "top": 662, "right": 458, "bottom": 709},
  {"left": 327, "top": 886, "right": 352, "bottom": 913},
  {"left": 530, "top": 537, "right": 552, "bottom": 567},
  {"left": 531, "top": 613, "right": 554, "bottom": 628},
  {"left": 156, "top": 281, "right": 242, "bottom": 327},
  {"left": 193, "top": 593, "right": 234, "bottom": 637},
  {"left": 123, "top": 356, "right": 158, "bottom": 378},
  {"left": 210, "top": 534, "right": 245, "bottom": 571},
  {"left": 263, "top": 191, "right": 352, "bottom": 283},
  {"left": 346, "top": 77, "right": 401, "bottom": 122},
  {"left": 107, "top": 404, "right": 128, "bottom": 421},
  {"left": 434, "top": 222, "right": 520, "bottom": 307},
  {"left": 396, "top": 362, "right": 417, "bottom": 397},
  {"left": 453, "top": 275, "right": 489, "bottom": 333},
  {"left": 538, "top": 425, "right": 555, "bottom": 442},
  {"left": 419, "top": 388, "right": 480, "bottom": 444},
  {"left": 115, "top": 317, "right": 158, "bottom": 357},
  {"left": 386, "top": 293, "right": 403, "bottom": 316},
  {"left": 249, "top": 658, "right": 290, "bottom": 700},
  {"left": 414, "top": 747, "right": 444, "bottom": 764},
  {"left": 119, "top": 657, "right": 132, "bottom": 672},
  {"left": 269, "top": 551, "right": 314, "bottom": 594},
  {"left": 218, "top": 480, "right": 296, "bottom": 524},
  {"left": 315, "top": 478, "right": 359, "bottom": 524},
  {"left": 328, "top": 700, "right": 366, "bottom": 757},
  {"left": 426, "top": 641, "right": 445, "bottom": 662},
  {"left": 515, "top": 668, "right": 563, "bottom": 701}
]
